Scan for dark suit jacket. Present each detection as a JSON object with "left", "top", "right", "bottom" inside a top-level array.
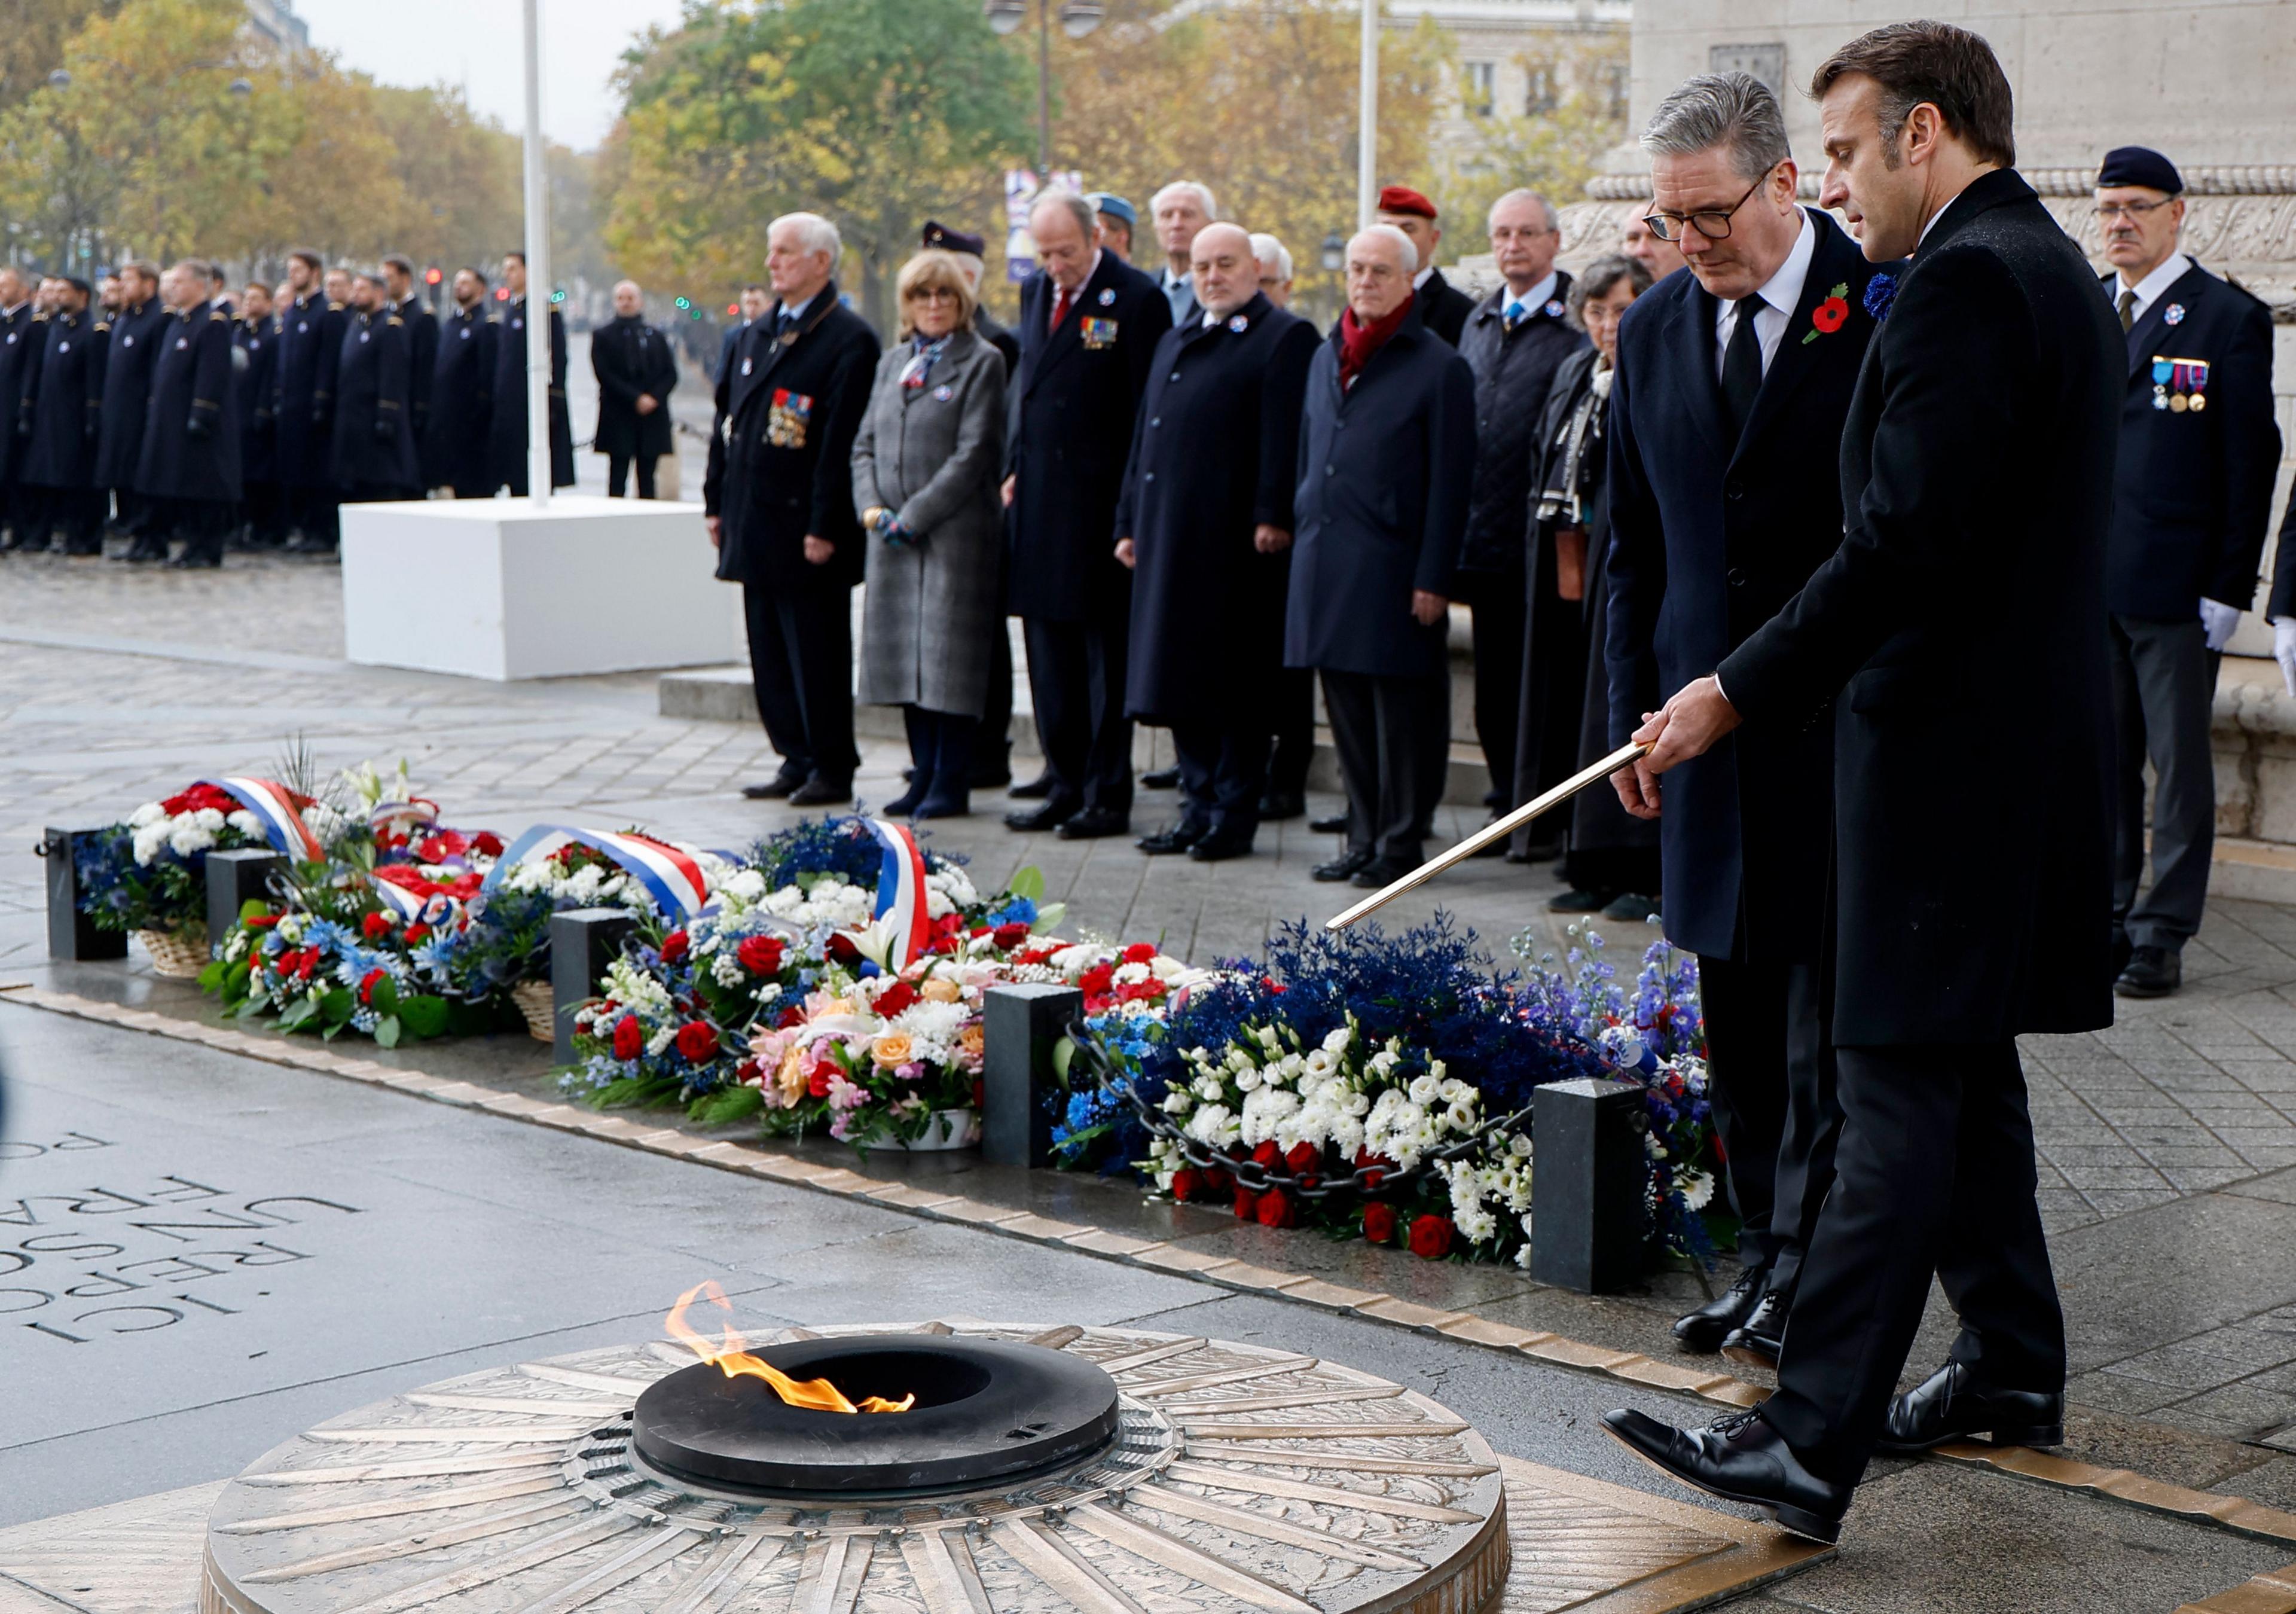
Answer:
[
  {"left": 1605, "top": 208, "right": 1892, "bottom": 965},
  {"left": 591, "top": 315, "right": 677, "bottom": 460},
  {"left": 1285, "top": 301, "right": 1476, "bottom": 681},
  {"left": 94, "top": 300, "right": 167, "bottom": 489},
  {"left": 424, "top": 305, "right": 494, "bottom": 491},
  {"left": 136, "top": 306, "right": 240, "bottom": 503},
  {"left": 1117, "top": 294, "right": 1318, "bottom": 724},
  {"left": 2102, "top": 261, "right": 2277, "bottom": 619},
  {"left": 1006, "top": 251, "right": 1172, "bottom": 622},
  {"left": 234, "top": 315, "right": 277, "bottom": 484},
  {"left": 20, "top": 309, "right": 106, "bottom": 490},
  {"left": 1416, "top": 266, "right": 1476, "bottom": 347},
  {"left": 974, "top": 308, "right": 1020, "bottom": 375},
  {"left": 329, "top": 309, "right": 419, "bottom": 490},
  {"left": 1718, "top": 168, "right": 2121, "bottom": 1046},
  {"left": 703, "top": 283, "right": 880, "bottom": 590},
  {"left": 715, "top": 319, "right": 752, "bottom": 384}
]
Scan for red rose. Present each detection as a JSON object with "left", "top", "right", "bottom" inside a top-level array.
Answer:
[
  {"left": 1013, "top": 948, "right": 1054, "bottom": 967},
  {"left": 736, "top": 935, "right": 786, "bottom": 976},
  {"left": 777, "top": 1005, "right": 805, "bottom": 1029},
  {"left": 1255, "top": 1189, "right": 1299, "bottom": 1229},
  {"left": 1079, "top": 963, "right": 1115, "bottom": 996},
  {"left": 404, "top": 923, "right": 431, "bottom": 945},
  {"left": 1812, "top": 295, "right": 1849, "bottom": 334},
  {"left": 472, "top": 831, "right": 505, "bottom": 857},
  {"left": 1171, "top": 1167, "right": 1204, "bottom": 1201},
  {"left": 1283, "top": 1140, "right": 1320, "bottom": 1175},
  {"left": 674, "top": 1020, "right": 718, "bottom": 1061},
  {"left": 356, "top": 968, "right": 386, "bottom": 1005},
  {"left": 361, "top": 911, "right": 393, "bottom": 938},
  {"left": 1122, "top": 942, "right": 1157, "bottom": 965},
  {"left": 991, "top": 922, "right": 1031, "bottom": 951},
  {"left": 874, "top": 981, "right": 919, "bottom": 1016},
  {"left": 611, "top": 1014, "right": 643, "bottom": 1061},
  {"left": 807, "top": 1057, "right": 838, "bottom": 1099},
  {"left": 825, "top": 932, "right": 860, "bottom": 964},
  {"left": 1250, "top": 1140, "right": 1283, "bottom": 1169},
  {"left": 1116, "top": 979, "right": 1166, "bottom": 1003},
  {"left": 1407, "top": 1214, "right": 1455, "bottom": 1259},
  {"left": 1353, "top": 1149, "right": 1396, "bottom": 1192},
  {"left": 1363, "top": 1203, "right": 1397, "bottom": 1244},
  {"left": 1232, "top": 1188, "right": 1259, "bottom": 1220},
  {"left": 659, "top": 929, "right": 689, "bottom": 964}
]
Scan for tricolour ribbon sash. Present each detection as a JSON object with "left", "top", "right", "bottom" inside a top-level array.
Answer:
[
  {"left": 866, "top": 818, "right": 932, "bottom": 967},
  {"left": 370, "top": 797, "right": 441, "bottom": 843},
  {"left": 200, "top": 777, "right": 325, "bottom": 862},
  {"left": 482, "top": 826, "right": 714, "bottom": 919}
]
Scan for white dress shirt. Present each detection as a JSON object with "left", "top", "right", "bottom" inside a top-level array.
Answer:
[
  {"left": 1712, "top": 207, "right": 1816, "bottom": 381},
  {"left": 2115, "top": 251, "right": 2193, "bottom": 325},
  {"left": 1502, "top": 270, "right": 1559, "bottom": 322}
]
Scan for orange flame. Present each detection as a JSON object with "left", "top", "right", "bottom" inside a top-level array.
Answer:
[{"left": 665, "top": 1282, "right": 914, "bottom": 1414}]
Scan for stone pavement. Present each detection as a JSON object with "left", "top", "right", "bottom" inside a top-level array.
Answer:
[{"left": 5, "top": 553, "right": 2296, "bottom": 1607}]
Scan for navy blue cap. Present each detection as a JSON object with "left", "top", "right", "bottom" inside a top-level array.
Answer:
[
  {"left": 1086, "top": 192, "right": 1137, "bottom": 227},
  {"left": 2097, "top": 146, "right": 2183, "bottom": 194},
  {"left": 920, "top": 219, "right": 987, "bottom": 256}
]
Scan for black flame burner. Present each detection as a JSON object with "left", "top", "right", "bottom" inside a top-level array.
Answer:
[{"left": 630, "top": 1336, "right": 1122, "bottom": 1497}]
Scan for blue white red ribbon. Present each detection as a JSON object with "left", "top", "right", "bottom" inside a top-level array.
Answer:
[
  {"left": 866, "top": 818, "right": 932, "bottom": 966},
  {"left": 200, "top": 777, "right": 325, "bottom": 862},
  {"left": 370, "top": 797, "right": 440, "bottom": 843},
  {"left": 482, "top": 826, "right": 714, "bottom": 919}
]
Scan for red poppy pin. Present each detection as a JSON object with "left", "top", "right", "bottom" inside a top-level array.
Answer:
[{"left": 1802, "top": 282, "right": 1852, "bottom": 344}]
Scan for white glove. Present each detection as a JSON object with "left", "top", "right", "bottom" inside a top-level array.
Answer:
[
  {"left": 2200, "top": 597, "right": 2242, "bottom": 652},
  {"left": 2276, "top": 618, "right": 2296, "bottom": 698}
]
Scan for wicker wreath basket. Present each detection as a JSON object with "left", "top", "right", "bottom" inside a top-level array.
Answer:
[
  {"left": 137, "top": 927, "right": 210, "bottom": 979},
  {"left": 509, "top": 980, "right": 555, "bottom": 1044}
]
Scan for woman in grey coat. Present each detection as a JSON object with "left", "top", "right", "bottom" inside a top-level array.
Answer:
[{"left": 851, "top": 250, "right": 1009, "bottom": 817}]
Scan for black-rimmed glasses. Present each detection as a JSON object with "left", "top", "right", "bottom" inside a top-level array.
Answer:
[{"left": 1641, "top": 175, "right": 1767, "bottom": 243}]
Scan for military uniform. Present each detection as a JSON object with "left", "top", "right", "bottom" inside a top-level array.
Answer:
[
  {"left": 330, "top": 308, "right": 420, "bottom": 501},
  {"left": 95, "top": 297, "right": 169, "bottom": 554},
  {"left": 136, "top": 304, "right": 241, "bottom": 567},
  {"left": 234, "top": 310, "right": 282, "bottom": 545},
  {"left": 0, "top": 298, "right": 41, "bottom": 547},
  {"left": 274, "top": 290, "right": 348, "bottom": 549},
  {"left": 396, "top": 295, "right": 439, "bottom": 457},
  {"left": 424, "top": 303, "right": 495, "bottom": 496},
  {"left": 18, "top": 306, "right": 109, "bottom": 553},
  {"left": 487, "top": 294, "right": 575, "bottom": 495}
]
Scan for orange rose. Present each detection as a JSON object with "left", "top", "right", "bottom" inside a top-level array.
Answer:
[
  {"left": 776, "top": 1044, "right": 807, "bottom": 1102},
  {"left": 958, "top": 1024, "right": 986, "bottom": 1060},
  {"left": 871, "top": 1031, "right": 915, "bottom": 1068},
  {"left": 921, "top": 976, "right": 962, "bottom": 1003}
]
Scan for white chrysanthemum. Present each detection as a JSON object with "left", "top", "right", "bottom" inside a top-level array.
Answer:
[
  {"left": 1113, "top": 960, "right": 1150, "bottom": 986},
  {"left": 1183, "top": 1103, "right": 1238, "bottom": 1147},
  {"left": 169, "top": 820, "right": 218, "bottom": 858},
  {"left": 128, "top": 801, "right": 166, "bottom": 829}
]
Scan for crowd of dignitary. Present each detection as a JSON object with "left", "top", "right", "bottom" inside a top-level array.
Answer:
[{"left": 0, "top": 249, "right": 582, "bottom": 567}]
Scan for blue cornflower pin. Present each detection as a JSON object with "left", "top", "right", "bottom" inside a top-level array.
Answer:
[{"left": 1863, "top": 273, "right": 1898, "bottom": 323}]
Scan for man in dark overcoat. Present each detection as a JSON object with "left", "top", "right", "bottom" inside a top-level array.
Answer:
[
  {"left": 135, "top": 260, "right": 241, "bottom": 569},
  {"left": 592, "top": 278, "right": 677, "bottom": 499},
  {"left": 384, "top": 255, "right": 438, "bottom": 459},
  {"left": 329, "top": 270, "right": 419, "bottom": 505},
  {"left": 233, "top": 282, "right": 282, "bottom": 548},
  {"left": 1604, "top": 24, "right": 2121, "bottom": 1543},
  {"left": 488, "top": 251, "right": 575, "bottom": 496},
  {"left": 1116, "top": 224, "right": 1318, "bottom": 861},
  {"left": 2090, "top": 147, "right": 2279, "bottom": 1000},
  {"left": 95, "top": 261, "right": 167, "bottom": 559},
  {"left": 1003, "top": 191, "right": 1172, "bottom": 838},
  {"left": 273, "top": 250, "right": 347, "bottom": 553},
  {"left": 1458, "top": 190, "right": 1581, "bottom": 837},
  {"left": 704, "top": 212, "right": 880, "bottom": 806},
  {"left": 1286, "top": 225, "right": 1475, "bottom": 888},
  {"left": 425, "top": 267, "right": 495, "bottom": 496},
  {"left": 1601, "top": 74, "right": 1891, "bottom": 1370},
  {"left": 19, "top": 276, "right": 108, "bottom": 556},
  {"left": 0, "top": 268, "right": 40, "bottom": 550}
]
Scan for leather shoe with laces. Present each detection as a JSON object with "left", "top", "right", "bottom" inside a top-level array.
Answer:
[
  {"left": 1720, "top": 1289, "right": 1789, "bottom": 1370},
  {"left": 1141, "top": 767, "right": 1180, "bottom": 790},
  {"left": 1673, "top": 1264, "right": 1764, "bottom": 1353},
  {"left": 1601, "top": 1408, "right": 1848, "bottom": 1543},
  {"left": 1257, "top": 790, "right": 1304, "bottom": 821},
  {"left": 2114, "top": 944, "right": 2181, "bottom": 999},
  {"left": 1876, "top": 1360, "right": 2063, "bottom": 1453},
  {"left": 1187, "top": 826, "right": 1255, "bottom": 862},
  {"left": 1007, "top": 771, "right": 1058, "bottom": 800},
  {"left": 741, "top": 772, "right": 806, "bottom": 800},
  {"left": 786, "top": 777, "right": 851, "bottom": 807},
  {"left": 1312, "top": 848, "right": 1372, "bottom": 883},
  {"left": 1309, "top": 811, "right": 1349, "bottom": 835},
  {"left": 1136, "top": 821, "right": 1208, "bottom": 855},
  {"left": 1351, "top": 856, "right": 1416, "bottom": 889},
  {"left": 1056, "top": 807, "right": 1130, "bottom": 840},
  {"left": 1004, "top": 798, "right": 1080, "bottom": 832}
]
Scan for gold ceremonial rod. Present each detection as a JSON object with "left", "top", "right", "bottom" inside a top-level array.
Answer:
[{"left": 1323, "top": 740, "right": 1653, "bottom": 932}]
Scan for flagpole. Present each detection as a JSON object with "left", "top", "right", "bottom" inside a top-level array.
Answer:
[
  {"left": 1357, "top": 0, "right": 1378, "bottom": 227},
  {"left": 521, "top": 0, "right": 553, "bottom": 509}
]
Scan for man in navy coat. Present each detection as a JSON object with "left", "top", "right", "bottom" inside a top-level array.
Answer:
[
  {"left": 488, "top": 251, "right": 575, "bottom": 496},
  {"left": 272, "top": 249, "right": 347, "bottom": 553},
  {"left": 1003, "top": 191, "right": 1172, "bottom": 838},
  {"left": 2092, "top": 147, "right": 2279, "bottom": 1000},
  {"left": 18, "top": 276, "right": 108, "bottom": 556},
  {"left": 233, "top": 282, "right": 282, "bottom": 548},
  {"left": 424, "top": 267, "right": 496, "bottom": 497},
  {"left": 1116, "top": 224, "right": 1318, "bottom": 861},
  {"left": 135, "top": 260, "right": 241, "bottom": 569},
  {"left": 0, "top": 268, "right": 39, "bottom": 550},
  {"left": 94, "top": 261, "right": 167, "bottom": 560},
  {"left": 1601, "top": 73, "right": 1894, "bottom": 1369},
  {"left": 384, "top": 255, "right": 439, "bottom": 457},
  {"left": 329, "top": 269, "right": 420, "bottom": 504},
  {"left": 1286, "top": 225, "right": 1476, "bottom": 888}
]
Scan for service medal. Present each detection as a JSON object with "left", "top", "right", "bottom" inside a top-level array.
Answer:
[
  {"left": 2170, "top": 393, "right": 2189, "bottom": 411},
  {"left": 2164, "top": 303, "right": 2186, "bottom": 325},
  {"left": 1098, "top": 288, "right": 1116, "bottom": 306},
  {"left": 1228, "top": 315, "right": 1248, "bottom": 332},
  {"left": 2190, "top": 393, "right": 2207, "bottom": 411}
]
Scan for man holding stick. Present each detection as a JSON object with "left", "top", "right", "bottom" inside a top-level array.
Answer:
[{"left": 1599, "top": 21, "right": 2120, "bottom": 1543}]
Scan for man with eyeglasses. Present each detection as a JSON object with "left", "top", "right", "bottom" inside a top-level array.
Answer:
[
  {"left": 2093, "top": 146, "right": 2279, "bottom": 1002},
  {"left": 1599, "top": 71, "right": 1896, "bottom": 1375}
]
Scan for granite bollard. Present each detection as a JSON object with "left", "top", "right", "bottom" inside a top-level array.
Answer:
[
  {"left": 549, "top": 907, "right": 637, "bottom": 1065},
  {"left": 1529, "top": 1076, "right": 1650, "bottom": 1293},
  {"left": 982, "top": 983, "right": 1084, "bottom": 1168},
  {"left": 206, "top": 848, "right": 288, "bottom": 950},
  {"left": 39, "top": 827, "right": 128, "bottom": 962}
]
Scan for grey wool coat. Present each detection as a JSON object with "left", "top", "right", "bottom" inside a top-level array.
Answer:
[{"left": 851, "top": 327, "right": 1008, "bottom": 719}]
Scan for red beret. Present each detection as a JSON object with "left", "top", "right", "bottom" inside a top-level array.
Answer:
[{"left": 1376, "top": 185, "right": 1438, "bottom": 220}]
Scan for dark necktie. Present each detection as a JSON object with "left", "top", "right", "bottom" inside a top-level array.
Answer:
[
  {"left": 2117, "top": 288, "right": 2137, "bottom": 334},
  {"left": 1721, "top": 294, "right": 1764, "bottom": 435}
]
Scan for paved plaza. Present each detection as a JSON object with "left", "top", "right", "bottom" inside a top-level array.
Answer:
[{"left": 4, "top": 556, "right": 2296, "bottom": 1610}]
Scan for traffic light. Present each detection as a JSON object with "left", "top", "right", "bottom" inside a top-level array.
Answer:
[
  {"left": 425, "top": 267, "right": 442, "bottom": 285},
  {"left": 725, "top": 302, "right": 738, "bottom": 317},
  {"left": 493, "top": 286, "right": 509, "bottom": 301},
  {"left": 674, "top": 295, "right": 691, "bottom": 310},
  {"left": 549, "top": 289, "right": 565, "bottom": 303}
]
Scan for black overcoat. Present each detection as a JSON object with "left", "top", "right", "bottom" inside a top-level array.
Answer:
[
  {"left": 233, "top": 314, "right": 277, "bottom": 484},
  {"left": 1116, "top": 294, "right": 1318, "bottom": 725},
  {"left": 1457, "top": 274, "right": 1583, "bottom": 575},
  {"left": 591, "top": 315, "right": 677, "bottom": 461},
  {"left": 19, "top": 309, "right": 106, "bottom": 490},
  {"left": 0, "top": 303, "right": 42, "bottom": 486},
  {"left": 330, "top": 310, "right": 419, "bottom": 490},
  {"left": 1604, "top": 209, "right": 1891, "bottom": 964},
  {"left": 94, "top": 300, "right": 166, "bottom": 489},
  {"left": 273, "top": 293, "right": 346, "bottom": 489},
  {"left": 488, "top": 297, "right": 576, "bottom": 491},
  {"left": 2102, "top": 261, "right": 2278, "bottom": 620},
  {"left": 713, "top": 319, "right": 751, "bottom": 385},
  {"left": 396, "top": 296, "right": 438, "bottom": 442},
  {"left": 974, "top": 308, "right": 1020, "bottom": 376},
  {"left": 1416, "top": 266, "right": 1477, "bottom": 347},
  {"left": 1006, "top": 252, "right": 1172, "bottom": 622},
  {"left": 1718, "top": 169, "right": 2121, "bottom": 1046},
  {"left": 703, "top": 283, "right": 880, "bottom": 590},
  {"left": 423, "top": 304, "right": 494, "bottom": 491},
  {"left": 135, "top": 306, "right": 240, "bottom": 503},
  {"left": 1283, "top": 302, "right": 1476, "bottom": 681}
]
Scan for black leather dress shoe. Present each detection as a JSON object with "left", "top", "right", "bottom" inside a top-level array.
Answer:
[
  {"left": 1136, "top": 821, "right": 1208, "bottom": 855},
  {"left": 1004, "top": 798, "right": 1079, "bottom": 832},
  {"left": 741, "top": 773, "right": 805, "bottom": 800},
  {"left": 1309, "top": 812, "right": 1349, "bottom": 835},
  {"left": 787, "top": 777, "right": 851, "bottom": 807},
  {"left": 1057, "top": 807, "right": 1130, "bottom": 840},
  {"left": 1312, "top": 848, "right": 1372, "bottom": 883},
  {"left": 1188, "top": 826, "right": 1255, "bottom": 862},
  {"left": 1007, "top": 771, "right": 1058, "bottom": 800},
  {"left": 1720, "top": 1290, "right": 1789, "bottom": 1370},
  {"left": 1257, "top": 790, "right": 1304, "bottom": 822},
  {"left": 1877, "top": 1360, "right": 2064, "bottom": 1453},
  {"left": 2114, "top": 944, "right": 2181, "bottom": 999},
  {"left": 1673, "top": 1264, "right": 1764, "bottom": 1353},
  {"left": 1141, "top": 767, "right": 1180, "bottom": 790},
  {"left": 1601, "top": 1408, "right": 1848, "bottom": 1543},
  {"left": 1351, "top": 856, "right": 1415, "bottom": 889}
]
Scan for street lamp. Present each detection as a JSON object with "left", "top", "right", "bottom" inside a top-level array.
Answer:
[
  {"left": 984, "top": 0, "right": 1103, "bottom": 181},
  {"left": 1321, "top": 232, "right": 1346, "bottom": 272}
]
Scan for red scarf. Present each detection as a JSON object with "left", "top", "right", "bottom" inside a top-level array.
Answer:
[{"left": 1338, "top": 291, "right": 1415, "bottom": 391}]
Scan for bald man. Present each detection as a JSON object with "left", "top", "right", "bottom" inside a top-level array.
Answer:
[{"left": 593, "top": 278, "right": 677, "bottom": 498}]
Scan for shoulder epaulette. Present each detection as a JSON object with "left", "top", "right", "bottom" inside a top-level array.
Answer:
[
  {"left": 327, "top": 300, "right": 344, "bottom": 312},
  {"left": 386, "top": 315, "right": 403, "bottom": 327},
  {"left": 209, "top": 309, "right": 228, "bottom": 321},
  {"left": 92, "top": 321, "right": 109, "bottom": 333}
]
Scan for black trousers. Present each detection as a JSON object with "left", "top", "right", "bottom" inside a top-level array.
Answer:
[
  {"left": 743, "top": 580, "right": 857, "bottom": 784},
  {"left": 1461, "top": 565, "right": 1526, "bottom": 809},
  {"left": 242, "top": 480, "right": 286, "bottom": 545},
  {"left": 1267, "top": 668, "right": 1316, "bottom": 797},
  {"left": 285, "top": 484, "right": 339, "bottom": 547},
  {"left": 32, "top": 486, "right": 105, "bottom": 553},
  {"left": 1696, "top": 955, "right": 1839, "bottom": 1296},
  {"left": 109, "top": 487, "right": 152, "bottom": 536},
  {"left": 607, "top": 451, "right": 657, "bottom": 499},
  {"left": 1172, "top": 721, "right": 1272, "bottom": 838},
  {"left": 1023, "top": 612, "right": 1133, "bottom": 813},
  {"left": 2109, "top": 614, "right": 2216, "bottom": 953},
  {"left": 1321, "top": 669, "right": 1449, "bottom": 863},
  {"left": 153, "top": 498, "right": 233, "bottom": 562},
  {"left": 1761, "top": 1039, "right": 2065, "bottom": 1485}
]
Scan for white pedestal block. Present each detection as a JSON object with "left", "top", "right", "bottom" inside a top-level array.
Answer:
[{"left": 340, "top": 496, "right": 736, "bottom": 681}]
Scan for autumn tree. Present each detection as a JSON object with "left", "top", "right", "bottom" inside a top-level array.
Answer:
[
  {"left": 1433, "top": 30, "right": 1629, "bottom": 237},
  {"left": 0, "top": 0, "right": 124, "bottom": 115}
]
